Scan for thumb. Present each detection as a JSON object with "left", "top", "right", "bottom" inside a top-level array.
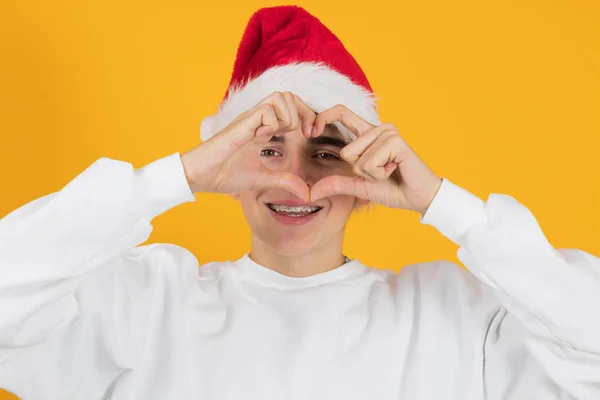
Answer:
[
  {"left": 250, "top": 170, "right": 310, "bottom": 202},
  {"left": 310, "top": 175, "right": 370, "bottom": 202}
]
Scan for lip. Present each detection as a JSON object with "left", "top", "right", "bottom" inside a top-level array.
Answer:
[{"left": 265, "top": 203, "right": 322, "bottom": 226}]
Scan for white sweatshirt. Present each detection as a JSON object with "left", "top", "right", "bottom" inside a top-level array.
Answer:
[{"left": 0, "top": 153, "right": 599, "bottom": 400}]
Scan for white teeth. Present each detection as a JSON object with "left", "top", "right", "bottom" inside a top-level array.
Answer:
[{"left": 269, "top": 204, "right": 321, "bottom": 213}]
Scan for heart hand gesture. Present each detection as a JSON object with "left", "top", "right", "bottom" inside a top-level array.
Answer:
[
  {"left": 181, "top": 92, "right": 316, "bottom": 202},
  {"left": 310, "top": 105, "right": 443, "bottom": 215}
]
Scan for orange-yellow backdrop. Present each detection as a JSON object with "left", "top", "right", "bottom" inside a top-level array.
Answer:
[{"left": 1, "top": 0, "right": 599, "bottom": 398}]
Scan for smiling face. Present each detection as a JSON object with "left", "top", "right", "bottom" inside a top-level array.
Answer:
[{"left": 238, "top": 125, "right": 365, "bottom": 257}]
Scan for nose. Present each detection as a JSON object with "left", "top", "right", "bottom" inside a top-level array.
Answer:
[{"left": 284, "top": 153, "right": 317, "bottom": 186}]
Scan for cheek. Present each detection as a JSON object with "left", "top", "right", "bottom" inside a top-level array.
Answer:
[
  {"left": 328, "top": 162, "right": 355, "bottom": 177},
  {"left": 259, "top": 157, "right": 284, "bottom": 170},
  {"left": 327, "top": 194, "right": 357, "bottom": 217},
  {"left": 311, "top": 162, "right": 355, "bottom": 182},
  {"left": 238, "top": 191, "right": 262, "bottom": 216}
]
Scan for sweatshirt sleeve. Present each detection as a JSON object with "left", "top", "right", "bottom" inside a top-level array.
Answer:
[
  {"left": 421, "top": 178, "right": 600, "bottom": 399},
  {"left": 0, "top": 153, "right": 195, "bottom": 398}
]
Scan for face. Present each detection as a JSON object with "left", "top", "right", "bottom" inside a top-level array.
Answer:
[{"left": 238, "top": 126, "right": 365, "bottom": 257}]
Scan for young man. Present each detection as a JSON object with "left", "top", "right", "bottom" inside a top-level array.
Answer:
[{"left": 0, "top": 5, "right": 598, "bottom": 400}]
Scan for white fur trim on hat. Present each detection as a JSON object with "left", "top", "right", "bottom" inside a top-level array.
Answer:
[{"left": 200, "top": 63, "right": 380, "bottom": 142}]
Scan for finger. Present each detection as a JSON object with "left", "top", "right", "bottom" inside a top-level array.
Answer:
[
  {"left": 355, "top": 133, "right": 400, "bottom": 181},
  {"left": 293, "top": 94, "right": 317, "bottom": 137},
  {"left": 340, "top": 125, "right": 394, "bottom": 164},
  {"left": 218, "top": 103, "right": 280, "bottom": 150},
  {"left": 254, "top": 104, "right": 280, "bottom": 137},
  {"left": 313, "top": 104, "right": 375, "bottom": 138},
  {"left": 310, "top": 175, "right": 370, "bottom": 202},
  {"left": 261, "top": 92, "right": 292, "bottom": 130},
  {"left": 352, "top": 164, "right": 379, "bottom": 182},
  {"left": 251, "top": 170, "right": 310, "bottom": 202},
  {"left": 282, "top": 92, "right": 300, "bottom": 132},
  {"left": 383, "top": 162, "right": 399, "bottom": 178}
]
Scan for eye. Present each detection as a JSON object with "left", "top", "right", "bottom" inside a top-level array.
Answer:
[
  {"left": 314, "top": 152, "right": 341, "bottom": 161},
  {"left": 260, "top": 149, "right": 282, "bottom": 157}
]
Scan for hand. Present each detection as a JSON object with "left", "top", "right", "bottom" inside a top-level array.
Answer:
[
  {"left": 181, "top": 92, "right": 316, "bottom": 201},
  {"left": 310, "top": 105, "right": 443, "bottom": 215}
]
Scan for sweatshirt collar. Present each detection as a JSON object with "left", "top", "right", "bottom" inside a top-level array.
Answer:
[{"left": 235, "top": 253, "right": 369, "bottom": 289}]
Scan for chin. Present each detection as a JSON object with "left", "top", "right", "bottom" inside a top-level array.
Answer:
[{"left": 259, "top": 228, "right": 321, "bottom": 257}]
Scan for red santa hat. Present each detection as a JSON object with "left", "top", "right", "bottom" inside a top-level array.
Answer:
[{"left": 200, "top": 5, "right": 381, "bottom": 142}]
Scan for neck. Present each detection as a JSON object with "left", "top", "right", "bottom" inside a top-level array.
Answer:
[{"left": 249, "top": 234, "right": 346, "bottom": 278}]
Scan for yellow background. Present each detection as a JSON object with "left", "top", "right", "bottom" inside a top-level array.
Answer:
[{"left": 1, "top": 0, "right": 599, "bottom": 398}]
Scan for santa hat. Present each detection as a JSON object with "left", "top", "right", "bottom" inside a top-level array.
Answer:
[{"left": 200, "top": 5, "right": 381, "bottom": 142}]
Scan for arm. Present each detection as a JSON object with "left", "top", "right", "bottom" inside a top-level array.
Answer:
[
  {"left": 421, "top": 178, "right": 600, "bottom": 398},
  {"left": 0, "top": 153, "right": 195, "bottom": 398},
  {"left": 0, "top": 93, "right": 318, "bottom": 398},
  {"left": 301, "top": 104, "right": 599, "bottom": 397}
]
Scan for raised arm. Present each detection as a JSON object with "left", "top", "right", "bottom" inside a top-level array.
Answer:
[{"left": 0, "top": 91, "right": 317, "bottom": 399}]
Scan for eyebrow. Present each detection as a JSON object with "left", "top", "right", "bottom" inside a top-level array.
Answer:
[
  {"left": 308, "top": 136, "right": 348, "bottom": 148},
  {"left": 269, "top": 135, "right": 349, "bottom": 148}
]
